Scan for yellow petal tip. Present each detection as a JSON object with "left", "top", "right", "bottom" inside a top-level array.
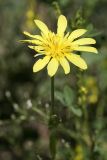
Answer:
[
  {"left": 48, "top": 74, "right": 54, "bottom": 77},
  {"left": 33, "top": 65, "right": 37, "bottom": 72},
  {"left": 84, "top": 66, "right": 88, "bottom": 70},
  {"left": 23, "top": 31, "right": 27, "bottom": 34},
  {"left": 93, "top": 48, "right": 98, "bottom": 54},
  {"left": 65, "top": 71, "right": 70, "bottom": 74},
  {"left": 34, "top": 20, "right": 37, "bottom": 23},
  {"left": 28, "top": 45, "right": 34, "bottom": 49},
  {"left": 95, "top": 49, "right": 98, "bottom": 54},
  {"left": 82, "top": 63, "right": 88, "bottom": 70},
  {"left": 59, "top": 15, "right": 66, "bottom": 18}
]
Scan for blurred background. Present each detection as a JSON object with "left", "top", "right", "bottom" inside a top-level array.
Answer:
[{"left": 0, "top": 0, "right": 107, "bottom": 160}]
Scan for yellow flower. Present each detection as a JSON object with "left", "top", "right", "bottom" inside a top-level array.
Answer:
[
  {"left": 21, "top": 15, "right": 98, "bottom": 77},
  {"left": 86, "top": 76, "right": 99, "bottom": 104},
  {"left": 73, "top": 145, "right": 84, "bottom": 160}
]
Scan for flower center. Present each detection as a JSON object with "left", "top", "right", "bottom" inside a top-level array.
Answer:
[{"left": 43, "top": 32, "right": 72, "bottom": 58}]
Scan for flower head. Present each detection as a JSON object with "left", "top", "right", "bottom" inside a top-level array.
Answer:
[{"left": 21, "top": 15, "right": 98, "bottom": 77}]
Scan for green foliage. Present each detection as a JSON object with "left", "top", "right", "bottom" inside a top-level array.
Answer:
[
  {"left": 55, "top": 86, "right": 82, "bottom": 117},
  {"left": 0, "top": 0, "right": 107, "bottom": 160}
]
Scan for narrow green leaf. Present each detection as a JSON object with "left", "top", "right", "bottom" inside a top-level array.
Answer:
[
  {"left": 63, "top": 86, "right": 75, "bottom": 106},
  {"left": 55, "top": 91, "right": 66, "bottom": 105},
  {"left": 70, "top": 106, "right": 82, "bottom": 117}
]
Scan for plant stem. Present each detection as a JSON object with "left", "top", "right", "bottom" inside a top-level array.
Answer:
[
  {"left": 49, "top": 76, "right": 57, "bottom": 160},
  {"left": 51, "top": 76, "right": 55, "bottom": 116}
]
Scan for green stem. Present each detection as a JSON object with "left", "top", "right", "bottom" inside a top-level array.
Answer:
[
  {"left": 49, "top": 76, "right": 57, "bottom": 160},
  {"left": 49, "top": 76, "right": 60, "bottom": 160},
  {"left": 51, "top": 76, "right": 55, "bottom": 116}
]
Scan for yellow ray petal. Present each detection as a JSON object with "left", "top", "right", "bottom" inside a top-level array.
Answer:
[
  {"left": 68, "top": 29, "right": 87, "bottom": 41},
  {"left": 23, "top": 31, "right": 35, "bottom": 38},
  {"left": 57, "top": 15, "right": 67, "bottom": 36},
  {"left": 47, "top": 58, "right": 59, "bottom": 77},
  {"left": 74, "top": 46, "right": 98, "bottom": 53},
  {"left": 20, "top": 39, "right": 42, "bottom": 45},
  {"left": 23, "top": 31, "right": 39, "bottom": 39},
  {"left": 23, "top": 31, "right": 43, "bottom": 41},
  {"left": 59, "top": 57, "right": 70, "bottom": 74},
  {"left": 66, "top": 53, "right": 87, "bottom": 70},
  {"left": 28, "top": 45, "right": 44, "bottom": 52},
  {"left": 72, "top": 38, "right": 96, "bottom": 45},
  {"left": 34, "top": 20, "right": 49, "bottom": 35},
  {"left": 33, "top": 56, "right": 50, "bottom": 72}
]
